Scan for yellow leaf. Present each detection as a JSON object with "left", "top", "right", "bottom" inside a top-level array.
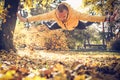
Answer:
[
  {"left": 0, "top": 63, "right": 2, "bottom": 68},
  {"left": 54, "top": 76, "right": 61, "bottom": 80},
  {"left": 53, "top": 73, "right": 67, "bottom": 80},
  {"left": 1, "top": 70, "right": 16, "bottom": 80},
  {"left": 24, "top": 77, "right": 32, "bottom": 80},
  {"left": 54, "top": 63, "right": 65, "bottom": 73},
  {"left": 74, "top": 75, "right": 85, "bottom": 80},
  {"left": 33, "top": 76, "right": 46, "bottom": 80},
  {"left": 24, "top": 76, "right": 46, "bottom": 80},
  {"left": 41, "top": 0, "right": 47, "bottom": 6}
]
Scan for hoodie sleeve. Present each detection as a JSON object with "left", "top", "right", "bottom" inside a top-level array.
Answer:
[
  {"left": 76, "top": 11, "right": 106, "bottom": 22},
  {"left": 27, "top": 10, "right": 55, "bottom": 22}
]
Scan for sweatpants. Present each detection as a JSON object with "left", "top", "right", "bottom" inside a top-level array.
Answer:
[{"left": 43, "top": 21, "right": 93, "bottom": 30}]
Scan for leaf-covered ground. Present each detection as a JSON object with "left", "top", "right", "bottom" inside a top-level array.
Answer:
[{"left": 0, "top": 50, "right": 120, "bottom": 80}]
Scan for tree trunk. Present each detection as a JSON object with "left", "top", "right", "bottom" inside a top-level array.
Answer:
[{"left": 0, "top": 0, "right": 20, "bottom": 52}]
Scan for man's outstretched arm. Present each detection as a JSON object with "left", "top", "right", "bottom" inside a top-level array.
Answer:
[
  {"left": 76, "top": 9, "right": 118, "bottom": 22},
  {"left": 17, "top": 10, "right": 55, "bottom": 22},
  {"left": 17, "top": 12, "right": 28, "bottom": 22},
  {"left": 77, "top": 12, "right": 105, "bottom": 22}
]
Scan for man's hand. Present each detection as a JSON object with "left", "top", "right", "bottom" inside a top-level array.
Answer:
[{"left": 17, "top": 12, "right": 27, "bottom": 22}]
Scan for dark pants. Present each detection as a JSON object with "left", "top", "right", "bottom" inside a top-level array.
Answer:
[{"left": 43, "top": 21, "right": 93, "bottom": 30}]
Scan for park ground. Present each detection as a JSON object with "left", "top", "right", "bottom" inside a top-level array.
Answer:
[{"left": 0, "top": 50, "right": 120, "bottom": 80}]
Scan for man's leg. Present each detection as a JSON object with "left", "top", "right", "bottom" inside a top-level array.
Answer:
[
  {"left": 43, "top": 21, "right": 61, "bottom": 30},
  {"left": 76, "top": 21, "right": 94, "bottom": 29}
]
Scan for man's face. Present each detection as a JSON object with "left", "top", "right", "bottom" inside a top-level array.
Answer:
[{"left": 56, "top": 10, "right": 68, "bottom": 22}]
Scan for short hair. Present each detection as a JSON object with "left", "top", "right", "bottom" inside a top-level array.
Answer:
[{"left": 57, "top": 4, "right": 68, "bottom": 12}]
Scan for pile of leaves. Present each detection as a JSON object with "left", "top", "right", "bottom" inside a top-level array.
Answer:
[
  {"left": 0, "top": 50, "right": 120, "bottom": 80},
  {"left": 14, "top": 24, "right": 69, "bottom": 50}
]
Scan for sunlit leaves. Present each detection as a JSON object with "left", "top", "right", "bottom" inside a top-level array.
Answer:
[
  {"left": 24, "top": 76, "right": 46, "bottom": 80},
  {"left": 0, "top": 51, "right": 120, "bottom": 80},
  {"left": 24, "top": 0, "right": 33, "bottom": 8},
  {"left": 48, "top": 0, "right": 54, "bottom": 4},
  {"left": 53, "top": 63, "right": 65, "bottom": 73},
  {"left": 0, "top": 0, "right": 5, "bottom": 19},
  {"left": 0, "top": 0, "right": 4, "bottom": 13},
  {"left": 41, "top": 0, "right": 47, "bottom": 7},
  {"left": 0, "top": 70, "right": 16, "bottom": 80},
  {"left": 0, "top": 7, "right": 3, "bottom": 13},
  {"left": 82, "top": 0, "right": 115, "bottom": 15},
  {"left": 53, "top": 73, "right": 67, "bottom": 80},
  {"left": 43, "top": 30, "right": 69, "bottom": 50},
  {"left": 14, "top": 24, "right": 69, "bottom": 50},
  {"left": 74, "top": 75, "right": 85, "bottom": 80},
  {"left": 23, "top": 0, "right": 55, "bottom": 10},
  {"left": 41, "top": 0, "right": 54, "bottom": 7}
]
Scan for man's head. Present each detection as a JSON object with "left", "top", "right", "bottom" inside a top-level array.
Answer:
[{"left": 56, "top": 4, "right": 69, "bottom": 22}]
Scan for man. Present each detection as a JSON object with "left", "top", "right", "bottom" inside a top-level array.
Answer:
[
  {"left": 41, "top": 20, "right": 93, "bottom": 30},
  {"left": 18, "top": 4, "right": 30, "bottom": 29},
  {"left": 17, "top": 2, "right": 118, "bottom": 31}
]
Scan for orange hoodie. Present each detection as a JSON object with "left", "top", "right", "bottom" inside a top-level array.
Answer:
[{"left": 28, "top": 2, "right": 105, "bottom": 30}]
